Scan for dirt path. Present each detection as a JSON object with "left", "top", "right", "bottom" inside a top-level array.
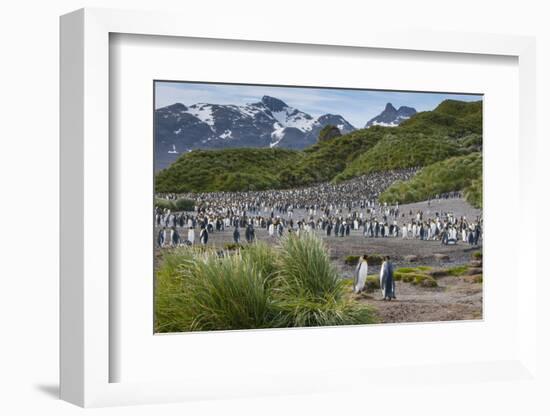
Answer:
[{"left": 352, "top": 273, "right": 482, "bottom": 323}]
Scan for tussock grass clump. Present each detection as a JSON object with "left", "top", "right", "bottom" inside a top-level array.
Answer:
[
  {"left": 155, "top": 234, "right": 375, "bottom": 332},
  {"left": 379, "top": 152, "right": 482, "bottom": 208},
  {"left": 241, "top": 241, "right": 279, "bottom": 285},
  {"left": 395, "top": 267, "right": 416, "bottom": 274},
  {"left": 472, "top": 251, "right": 483, "bottom": 260},
  {"left": 155, "top": 198, "right": 175, "bottom": 211},
  {"left": 156, "top": 250, "right": 280, "bottom": 332},
  {"left": 464, "top": 178, "right": 482, "bottom": 208},
  {"left": 276, "top": 296, "right": 375, "bottom": 327},
  {"left": 365, "top": 276, "right": 381, "bottom": 292},
  {"left": 278, "top": 233, "right": 343, "bottom": 299},
  {"left": 393, "top": 267, "right": 438, "bottom": 288},
  {"left": 416, "top": 265, "right": 433, "bottom": 271},
  {"left": 154, "top": 247, "right": 202, "bottom": 333},
  {"left": 341, "top": 279, "right": 353, "bottom": 288},
  {"left": 401, "top": 274, "right": 415, "bottom": 283},
  {"left": 275, "top": 234, "right": 376, "bottom": 327},
  {"left": 345, "top": 275, "right": 380, "bottom": 293},
  {"left": 395, "top": 266, "right": 432, "bottom": 275},
  {"left": 155, "top": 198, "right": 195, "bottom": 212},
  {"left": 412, "top": 274, "right": 438, "bottom": 287},
  {"left": 463, "top": 274, "right": 483, "bottom": 284},
  {"left": 276, "top": 235, "right": 375, "bottom": 328},
  {"left": 365, "top": 254, "right": 384, "bottom": 266},
  {"left": 224, "top": 243, "right": 242, "bottom": 251},
  {"left": 427, "top": 269, "right": 449, "bottom": 278},
  {"left": 344, "top": 255, "right": 360, "bottom": 266},
  {"left": 445, "top": 265, "right": 469, "bottom": 276}
]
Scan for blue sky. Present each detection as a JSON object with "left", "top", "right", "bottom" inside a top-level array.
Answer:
[{"left": 155, "top": 81, "right": 482, "bottom": 128}]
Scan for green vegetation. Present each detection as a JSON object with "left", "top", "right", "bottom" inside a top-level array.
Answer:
[
  {"left": 395, "top": 266, "right": 432, "bottom": 274},
  {"left": 415, "top": 265, "right": 433, "bottom": 271},
  {"left": 336, "top": 133, "right": 461, "bottom": 181},
  {"left": 224, "top": 243, "right": 242, "bottom": 251},
  {"left": 399, "top": 100, "right": 482, "bottom": 138},
  {"left": 379, "top": 152, "right": 482, "bottom": 208},
  {"left": 464, "top": 177, "right": 482, "bottom": 208},
  {"left": 458, "top": 134, "right": 483, "bottom": 152},
  {"left": 275, "top": 234, "right": 374, "bottom": 327},
  {"left": 472, "top": 251, "right": 483, "bottom": 260},
  {"left": 444, "top": 265, "right": 470, "bottom": 276},
  {"left": 412, "top": 274, "right": 438, "bottom": 287},
  {"left": 155, "top": 234, "right": 375, "bottom": 332},
  {"left": 335, "top": 100, "right": 482, "bottom": 181},
  {"left": 155, "top": 148, "right": 303, "bottom": 193},
  {"left": 364, "top": 276, "right": 381, "bottom": 292},
  {"left": 155, "top": 99, "right": 482, "bottom": 197},
  {"left": 155, "top": 198, "right": 195, "bottom": 211},
  {"left": 294, "top": 127, "right": 386, "bottom": 184},
  {"left": 343, "top": 275, "right": 380, "bottom": 293},
  {"left": 154, "top": 198, "right": 174, "bottom": 210},
  {"left": 344, "top": 255, "right": 360, "bottom": 266},
  {"left": 317, "top": 125, "right": 342, "bottom": 142},
  {"left": 393, "top": 267, "right": 437, "bottom": 288}
]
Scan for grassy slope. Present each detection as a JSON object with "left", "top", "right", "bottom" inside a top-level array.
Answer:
[
  {"left": 156, "top": 127, "right": 388, "bottom": 192},
  {"left": 336, "top": 100, "right": 482, "bottom": 180},
  {"left": 335, "top": 133, "right": 462, "bottom": 181},
  {"left": 399, "top": 99, "right": 482, "bottom": 137},
  {"left": 155, "top": 148, "right": 303, "bottom": 193},
  {"left": 155, "top": 99, "right": 482, "bottom": 194},
  {"left": 379, "top": 152, "right": 482, "bottom": 208},
  {"left": 293, "top": 126, "right": 387, "bottom": 185}
]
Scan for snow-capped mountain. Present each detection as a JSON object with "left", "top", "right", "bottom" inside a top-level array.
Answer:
[
  {"left": 155, "top": 96, "right": 355, "bottom": 170},
  {"left": 365, "top": 103, "right": 417, "bottom": 128}
]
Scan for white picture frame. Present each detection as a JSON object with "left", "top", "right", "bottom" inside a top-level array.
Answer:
[{"left": 60, "top": 7, "right": 538, "bottom": 408}]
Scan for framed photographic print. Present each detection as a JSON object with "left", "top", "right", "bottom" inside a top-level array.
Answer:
[
  {"left": 60, "top": 8, "right": 538, "bottom": 408},
  {"left": 152, "top": 80, "right": 483, "bottom": 334}
]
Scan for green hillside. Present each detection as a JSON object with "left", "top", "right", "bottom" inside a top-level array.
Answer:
[
  {"left": 334, "top": 100, "right": 482, "bottom": 181},
  {"left": 155, "top": 148, "right": 303, "bottom": 193},
  {"left": 155, "top": 99, "right": 482, "bottom": 195},
  {"left": 335, "top": 133, "right": 462, "bottom": 181},
  {"left": 379, "top": 152, "right": 482, "bottom": 208},
  {"left": 399, "top": 99, "right": 482, "bottom": 138},
  {"left": 292, "top": 126, "right": 387, "bottom": 185}
]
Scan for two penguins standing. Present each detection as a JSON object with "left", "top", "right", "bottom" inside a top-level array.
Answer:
[{"left": 353, "top": 255, "right": 396, "bottom": 301}]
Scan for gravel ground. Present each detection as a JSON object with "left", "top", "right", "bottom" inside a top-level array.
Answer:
[{"left": 352, "top": 274, "right": 482, "bottom": 324}]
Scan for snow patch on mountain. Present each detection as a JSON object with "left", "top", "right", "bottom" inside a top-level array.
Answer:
[
  {"left": 365, "top": 103, "right": 417, "bottom": 128},
  {"left": 240, "top": 104, "right": 263, "bottom": 119},
  {"left": 269, "top": 106, "right": 316, "bottom": 132},
  {"left": 188, "top": 104, "right": 215, "bottom": 126},
  {"left": 155, "top": 95, "right": 357, "bottom": 170},
  {"left": 270, "top": 124, "right": 286, "bottom": 148},
  {"left": 219, "top": 130, "right": 233, "bottom": 140}
]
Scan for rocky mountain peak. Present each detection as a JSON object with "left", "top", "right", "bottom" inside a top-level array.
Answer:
[
  {"left": 365, "top": 103, "right": 417, "bottom": 128},
  {"left": 260, "top": 95, "right": 288, "bottom": 112}
]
